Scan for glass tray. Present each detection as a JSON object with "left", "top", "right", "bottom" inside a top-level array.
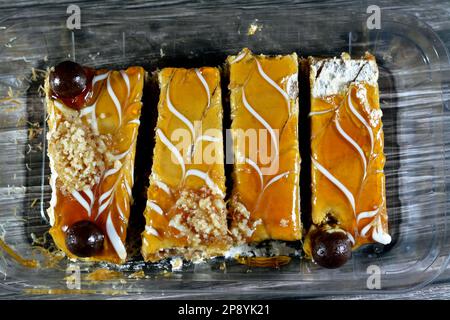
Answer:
[{"left": 0, "top": 2, "right": 448, "bottom": 298}]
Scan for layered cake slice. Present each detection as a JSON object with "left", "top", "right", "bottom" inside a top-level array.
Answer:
[
  {"left": 141, "top": 67, "right": 230, "bottom": 262},
  {"left": 227, "top": 48, "right": 302, "bottom": 245},
  {"left": 304, "top": 53, "right": 391, "bottom": 268},
  {"left": 45, "top": 61, "right": 145, "bottom": 263}
]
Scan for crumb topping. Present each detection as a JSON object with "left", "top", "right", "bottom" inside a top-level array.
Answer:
[
  {"left": 229, "top": 196, "right": 262, "bottom": 244},
  {"left": 47, "top": 113, "right": 112, "bottom": 193},
  {"left": 169, "top": 187, "right": 230, "bottom": 247}
]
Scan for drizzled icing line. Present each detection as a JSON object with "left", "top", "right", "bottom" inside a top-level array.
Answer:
[
  {"left": 245, "top": 158, "right": 264, "bottom": 190},
  {"left": 116, "top": 202, "right": 128, "bottom": 223},
  {"left": 263, "top": 171, "right": 291, "bottom": 193},
  {"left": 106, "top": 73, "right": 122, "bottom": 126},
  {"left": 185, "top": 169, "right": 225, "bottom": 198},
  {"left": 103, "top": 167, "right": 120, "bottom": 179},
  {"left": 128, "top": 119, "right": 140, "bottom": 125},
  {"left": 308, "top": 108, "right": 335, "bottom": 117},
  {"left": 357, "top": 208, "right": 379, "bottom": 224},
  {"left": 145, "top": 225, "right": 159, "bottom": 237},
  {"left": 334, "top": 118, "right": 367, "bottom": 179},
  {"left": 166, "top": 85, "right": 195, "bottom": 138},
  {"left": 312, "top": 157, "right": 356, "bottom": 214},
  {"left": 255, "top": 59, "right": 290, "bottom": 113},
  {"left": 195, "top": 68, "right": 211, "bottom": 109},
  {"left": 71, "top": 190, "right": 92, "bottom": 217},
  {"left": 242, "top": 89, "right": 279, "bottom": 158},
  {"left": 120, "top": 70, "right": 130, "bottom": 98},
  {"left": 106, "top": 211, "right": 127, "bottom": 260},
  {"left": 156, "top": 128, "right": 186, "bottom": 178},
  {"left": 371, "top": 215, "right": 391, "bottom": 245},
  {"left": 347, "top": 89, "right": 374, "bottom": 154},
  {"left": 151, "top": 174, "right": 172, "bottom": 195},
  {"left": 147, "top": 200, "right": 164, "bottom": 215},
  {"left": 229, "top": 50, "right": 247, "bottom": 64},
  {"left": 91, "top": 72, "right": 109, "bottom": 87}
]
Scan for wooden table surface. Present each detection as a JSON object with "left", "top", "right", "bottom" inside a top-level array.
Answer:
[{"left": 0, "top": 0, "right": 448, "bottom": 300}]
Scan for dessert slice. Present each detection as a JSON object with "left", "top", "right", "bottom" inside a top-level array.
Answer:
[
  {"left": 45, "top": 61, "right": 144, "bottom": 264},
  {"left": 304, "top": 53, "right": 391, "bottom": 268},
  {"left": 141, "top": 67, "right": 230, "bottom": 262},
  {"left": 227, "top": 48, "right": 301, "bottom": 244}
]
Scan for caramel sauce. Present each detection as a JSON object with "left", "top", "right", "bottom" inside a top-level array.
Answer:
[
  {"left": 228, "top": 48, "right": 301, "bottom": 242},
  {"left": 0, "top": 238, "right": 39, "bottom": 268},
  {"left": 310, "top": 83, "right": 387, "bottom": 249},
  {"left": 85, "top": 268, "right": 123, "bottom": 282},
  {"left": 142, "top": 67, "right": 229, "bottom": 261},
  {"left": 235, "top": 255, "right": 291, "bottom": 268},
  {"left": 48, "top": 66, "right": 145, "bottom": 263}
]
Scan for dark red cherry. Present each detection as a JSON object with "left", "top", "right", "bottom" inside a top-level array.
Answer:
[
  {"left": 50, "top": 61, "right": 87, "bottom": 99},
  {"left": 65, "top": 220, "right": 104, "bottom": 257},
  {"left": 312, "top": 230, "right": 352, "bottom": 269}
]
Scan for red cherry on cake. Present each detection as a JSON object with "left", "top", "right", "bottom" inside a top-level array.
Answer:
[{"left": 49, "top": 61, "right": 88, "bottom": 99}]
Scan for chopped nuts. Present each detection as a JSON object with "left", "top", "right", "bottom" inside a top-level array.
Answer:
[{"left": 47, "top": 115, "right": 112, "bottom": 193}]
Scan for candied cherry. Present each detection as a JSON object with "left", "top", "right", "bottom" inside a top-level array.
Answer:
[
  {"left": 49, "top": 61, "right": 87, "bottom": 99},
  {"left": 311, "top": 229, "right": 352, "bottom": 269},
  {"left": 65, "top": 220, "right": 104, "bottom": 257}
]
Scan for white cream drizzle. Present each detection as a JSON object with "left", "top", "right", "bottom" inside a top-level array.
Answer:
[
  {"left": 255, "top": 59, "right": 290, "bottom": 113},
  {"left": 166, "top": 85, "right": 195, "bottom": 138},
  {"left": 357, "top": 208, "right": 379, "bottom": 224},
  {"left": 106, "top": 211, "right": 127, "bottom": 261},
  {"left": 147, "top": 200, "right": 164, "bottom": 215},
  {"left": 245, "top": 158, "right": 264, "bottom": 190},
  {"left": 311, "top": 157, "right": 355, "bottom": 213},
  {"left": 242, "top": 89, "right": 279, "bottom": 158},
  {"left": 89, "top": 102, "right": 99, "bottom": 134},
  {"left": 107, "top": 73, "right": 122, "bottom": 126},
  {"left": 334, "top": 118, "right": 367, "bottom": 179},
  {"left": 99, "top": 186, "right": 114, "bottom": 206},
  {"left": 110, "top": 146, "right": 132, "bottom": 161},
  {"left": 79, "top": 105, "right": 95, "bottom": 117},
  {"left": 308, "top": 108, "right": 335, "bottom": 117},
  {"left": 116, "top": 202, "right": 128, "bottom": 223},
  {"left": 263, "top": 171, "right": 291, "bottom": 193},
  {"left": 229, "top": 50, "right": 247, "bottom": 64},
  {"left": 195, "top": 68, "right": 210, "bottom": 109},
  {"left": 125, "top": 180, "right": 132, "bottom": 197},
  {"left": 98, "top": 196, "right": 112, "bottom": 218},
  {"left": 156, "top": 128, "right": 186, "bottom": 178},
  {"left": 371, "top": 215, "right": 392, "bottom": 245},
  {"left": 120, "top": 70, "right": 130, "bottom": 98},
  {"left": 103, "top": 167, "right": 120, "bottom": 179},
  {"left": 84, "top": 188, "right": 94, "bottom": 206},
  {"left": 347, "top": 90, "right": 374, "bottom": 154},
  {"left": 185, "top": 169, "right": 225, "bottom": 198},
  {"left": 145, "top": 225, "right": 159, "bottom": 237},
  {"left": 91, "top": 72, "right": 109, "bottom": 87},
  {"left": 71, "top": 190, "right": 92, "bottom": 217},
  {"left": 151, "top": 174, "right": 172, "bottom": 195},
  {"left": 127, "top": 119, "right": 140, "bottom": 125},
  {"left": 346, "top": 232, "right": 356, "bottom": 245},
  {"left": 195, "top": 134, "right": 220, "bottom": 144}
]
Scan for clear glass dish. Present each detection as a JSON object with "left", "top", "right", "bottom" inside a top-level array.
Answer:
[{"left": 0, "top": 2, "right": 448, "bottom": 298}]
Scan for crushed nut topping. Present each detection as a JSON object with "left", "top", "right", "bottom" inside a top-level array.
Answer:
[
  {"left": 169, "top": 187, "right": 229, "bottom": 247},
  {"left": 229, "top": 196, "right": 262, "bottom": 244},
  {"left": 47, "top": 114, "right": 112, "bottom": 193}
]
